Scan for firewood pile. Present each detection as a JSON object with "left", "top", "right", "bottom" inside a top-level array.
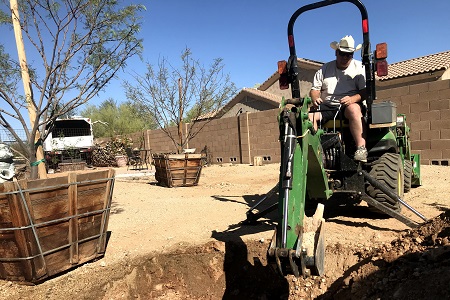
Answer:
[{"left": 91, "top": 138, "right": 130, "bottom": 167}]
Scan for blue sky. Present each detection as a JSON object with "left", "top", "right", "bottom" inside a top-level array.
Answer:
[
  {"left": 102, "top": 0, "right": 450, "bottom": 105},
  {"left": 4, "top": 0, "right": 450, "bottom": 116}
]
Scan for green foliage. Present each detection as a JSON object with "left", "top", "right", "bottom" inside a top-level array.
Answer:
[
  {"left": 81, "top": 98, "right": 156, "bottom": 138},
  {"left": 0, "top": 8, "right": 9, "bottom": 25},
  {"left": 0, "top": 45, "right": 21, "bottom": 94}
]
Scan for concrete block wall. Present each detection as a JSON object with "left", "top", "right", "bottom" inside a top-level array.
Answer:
[
  {"left": 186, "top": 110, "right": 281, "bottom": 165},
  {"left": 246, "top": 110, "right": 280, "bottom": 164},
  {"left": 377, "top": 79, "right": 450, "bottom": 165},
  {"left": 139, "top": 109, "right": 280, "bottom": 165},
  {"left": 188, "top": 117, "right": 241, "bottom": 164},
  {"left": 146, "top": 127, "right": 179, "bottom": 153},
  {"left": 133, "top": 79, "right": 450, "bottom": 166}
]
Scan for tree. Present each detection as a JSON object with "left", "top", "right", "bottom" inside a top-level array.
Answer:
[
  {"left": 81, "top": 98, "right": 156, "bottom": 138},
  {"left": 0, "top": 0, "right": 144, "bottom": 178},
  {"left": 124, "top": 47, "right": 237, "bottom": 153}
]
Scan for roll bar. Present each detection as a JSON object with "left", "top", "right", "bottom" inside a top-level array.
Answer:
[{"left": 286, "top": 0, "right": 375, "bottom": 118}]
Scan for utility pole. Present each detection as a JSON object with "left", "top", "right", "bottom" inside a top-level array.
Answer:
[
  {"left": 178, "top": 78, "right": 184, "bottom": 153},
  {"left": 10, "top": 0, "right": 47, "bottom": 179}
]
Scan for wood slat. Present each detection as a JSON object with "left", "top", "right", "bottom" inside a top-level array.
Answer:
[{"left": 68, "top": 172, "right": 79, "bottom": 265}]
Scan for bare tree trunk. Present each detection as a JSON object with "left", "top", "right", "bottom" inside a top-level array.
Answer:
[
  {"left": 28, "top": 141, "right": 38, "bottom": 179},
  {"left": 177, "top": 78, "right": 183, "bottom": 154},
  {"left": 10, "top": 0, "right": 47, "bottom": 179}
]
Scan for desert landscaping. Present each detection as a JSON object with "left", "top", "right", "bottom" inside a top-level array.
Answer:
[{"left": 0, "top": 162, "right": 449, "bottom": 299}]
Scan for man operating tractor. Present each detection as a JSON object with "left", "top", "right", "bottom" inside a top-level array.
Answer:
[{"left": 309, "top": 35, "right": 368, "bottom": 162}]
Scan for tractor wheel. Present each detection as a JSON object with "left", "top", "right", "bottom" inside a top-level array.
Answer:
[
  {"left": 366, "top": 153, "right": 404, "bottom": 213},
  {"left": 404, "top": 160, "right": 412, "bottom": 193}
]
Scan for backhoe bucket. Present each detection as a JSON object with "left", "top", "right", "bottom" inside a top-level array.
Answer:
[{"left": 268, "top": 204, "right": 325, "bottom": 277}]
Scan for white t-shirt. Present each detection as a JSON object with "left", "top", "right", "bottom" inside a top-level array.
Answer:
[{"left": 311, "top": 59, "right": 366, "bottom": 106}]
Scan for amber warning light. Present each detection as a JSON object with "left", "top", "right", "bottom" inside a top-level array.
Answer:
[
  {"left": 278, "top": 60, "right": 287, "bottom": 74},
  {"left": 278, "top": 60, "right": 289, "bottom": 90},
  {"left": 376, "top": 43, "right": 387, "bottom": 59}
]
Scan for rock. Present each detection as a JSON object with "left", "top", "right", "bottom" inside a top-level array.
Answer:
[
  {"left": 442, "top": 237, "right": 449, "bottom": 246},
  {"left": 343, "top": 276, "right": 352, "bottom": 286}
]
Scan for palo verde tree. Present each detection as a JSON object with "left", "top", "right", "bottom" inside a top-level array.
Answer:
[
  {"left": 124, "top": 47, "right": 237, "bottom": 153},
  {"left": 0, "top": 0, "right": 144, "bottom": 178}
]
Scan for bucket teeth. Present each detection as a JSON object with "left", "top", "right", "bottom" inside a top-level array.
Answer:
[{"left": 268, "top": 204, "right": 326, "bottom": 277}]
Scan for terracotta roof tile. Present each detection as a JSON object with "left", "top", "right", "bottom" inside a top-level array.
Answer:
[
  {"left": 197, "top": 88, "right": 281, "bottom": 120},
  {"left": 241, "top": 87, "right": 281, "bottom": 104},
  {"left": 378, "top": 50, "right": 450, "bottom": 80},
  {"left": 195, "top": 110, "right": 219, "bottom": 120}
]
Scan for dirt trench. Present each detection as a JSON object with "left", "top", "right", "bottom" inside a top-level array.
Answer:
[
  {"left": 5, "top": 210, "right": 447, "bottom": 300},
  {"left": 86, "top": 210, "right": 450, "bottom": 300}
]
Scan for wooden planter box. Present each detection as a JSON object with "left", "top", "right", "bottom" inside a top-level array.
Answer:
[
  {"left": 152, "top": 153, "right": 203, "bottom": 187},
  {"left": 0, "top": 169, "right": 115, "bottom": 283}
]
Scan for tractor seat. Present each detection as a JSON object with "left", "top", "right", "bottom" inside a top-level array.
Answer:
[{"left": 322, "top": 119, "right": 349, "bottom": 129}]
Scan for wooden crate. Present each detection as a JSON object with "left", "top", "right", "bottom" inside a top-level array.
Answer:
[
  {"left": 59, "top": 162, "right": 86, "bottom": 172},
  {"left": 152, "top": 153, "right": 203, "bottom": 187},
  {"left": 0, "top": 169, "right": 115, "bottom": 283}
]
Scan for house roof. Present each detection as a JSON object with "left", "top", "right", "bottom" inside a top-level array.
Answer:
[
  {"left": 195, "top": 110, "right": 219, "bottom": 120},
  {"left": 258, "top": 58, "right": 323, "bottom": 91},
  {"left": 195, "top": 88, "right": 280, "bottom": 120},
  {"left": 378, "top": 50, "right": 450, "bottom": 81},
  {"left": 258, "top": 51, "right": 450, "bottom": 83},
  {"left": 204, "top": 88, "right": 280, "bottom": 119},
  {"left": 239, "top": 87, "right": 281, "bottom": 104},
  {"left": 198, "top": 50, "right": 450, "bottom": 120}
]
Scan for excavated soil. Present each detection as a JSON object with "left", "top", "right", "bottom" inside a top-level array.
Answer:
[{"left": 0, "top": 164, "right": 449, "bottom": 299}]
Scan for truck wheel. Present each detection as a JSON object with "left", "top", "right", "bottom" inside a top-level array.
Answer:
[
  {"left": 366, "top": 153, "right": 404, "bottom": 213},
  {"left": 404, "top": 160, "right": 412, "bottom": 193}
]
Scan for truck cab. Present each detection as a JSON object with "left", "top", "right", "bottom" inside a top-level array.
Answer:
[{"left": 43, "top": 116, "right": 94, "bottom": 170}]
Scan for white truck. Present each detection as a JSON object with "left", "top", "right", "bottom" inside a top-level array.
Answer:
[{"left": 43, "top": 116, "right": 94, "bottom": 169}]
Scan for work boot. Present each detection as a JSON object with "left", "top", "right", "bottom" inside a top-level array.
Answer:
[{"left": 354, "top": 146, "right": 368, "bottom": 162}]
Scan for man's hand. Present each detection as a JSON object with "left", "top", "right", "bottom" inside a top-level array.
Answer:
[
  {"left": 340, "top": 95, "right": 358, "bottom": 107},
  {"left": 312, "top": 97, "right": 323, "bottom": 107}
]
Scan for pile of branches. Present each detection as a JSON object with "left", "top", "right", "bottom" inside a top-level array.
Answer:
[{"left": 91, "top": 138, "right": 130, "bottom": 167}]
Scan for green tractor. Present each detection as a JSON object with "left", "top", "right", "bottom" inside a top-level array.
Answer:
[{"left": 250, "top": 0, "right": 426, "bottom": 278}]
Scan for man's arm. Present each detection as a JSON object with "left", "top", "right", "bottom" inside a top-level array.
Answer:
[
  {"left": 310, "top": 89, "right": 323, "bottom": 107},
  {"left": 358, "top": 88, "right": 367, "bottom": 101},
  {"left": 310, "top": 67, "right": 324, "bottom": 107}
]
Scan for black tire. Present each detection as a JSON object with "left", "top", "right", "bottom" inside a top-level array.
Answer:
[
  {"left": 366, "top": 153, "right": 404, "bottom": 213},
  {"left": 404, "top": 160, "right": 413, "bottom": 193}
]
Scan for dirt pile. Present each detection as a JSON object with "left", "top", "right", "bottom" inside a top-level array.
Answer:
[{"left": 319, "top": 210, "right": 450, "bottom": 300}]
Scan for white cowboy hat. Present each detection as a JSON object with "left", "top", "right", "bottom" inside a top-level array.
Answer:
[{"left": 330, "top": 35, "right": 362, "bottom": 53}]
